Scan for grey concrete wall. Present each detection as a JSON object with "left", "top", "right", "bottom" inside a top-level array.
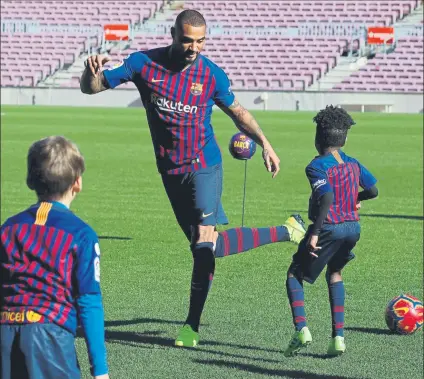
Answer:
[{"left": 1, "top": 87, "right": 422, "bottom": 113}]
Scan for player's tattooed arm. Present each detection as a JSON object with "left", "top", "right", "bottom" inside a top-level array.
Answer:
[
  {"left": 221, "top": 99, "right": 266, "bottom": 146},
  {"left": 219, "top": 99, "right": 281, "bottom": 178},
  {"left": 80, "top": 55, "right": 110, "bottom": 94}
]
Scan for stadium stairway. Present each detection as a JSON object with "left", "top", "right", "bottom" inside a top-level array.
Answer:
[
  {"left": 23, "top": 0, "right": 422, "bottom": 91},
  {"left": 309, "top": 2, "right": 423, "bottom": 92},
  {"left": 139, "top": 1, "right": 183, "bottom": 30},
  {"left": 36, "top": 2, "right": 166, "bottom": 88},
  {"left": 38, "top": 41, "right": 128, "bottom": 88},
  {"left": 307, "top": 56, "right": 368, "bottom": 91},
  {"left": 51, "top": 2, "right": 186, "bottom": 89},
  {"left": 395, "top": 3, "right": 423, "bottom": 24}
]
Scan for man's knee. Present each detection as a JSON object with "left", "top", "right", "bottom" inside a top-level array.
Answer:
[
  {"left": 287, "top": 263, "right": 303, "bottom": 281},
  {"left": 326, "top": 269, "right": 342, "bottom": 284},
  {"left": 191, "top": 225, "right": 216, "bottom": 244},
  {"left": 189, "top": 229, "right": 216, "bottom": 272}
]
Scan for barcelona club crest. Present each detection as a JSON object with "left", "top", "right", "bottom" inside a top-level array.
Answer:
[{"left": 190, "top": 82, "right": 203, "bottom": 96}]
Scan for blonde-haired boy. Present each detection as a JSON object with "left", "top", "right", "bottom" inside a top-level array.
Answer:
[{"left": 1, "top": 136, "right": 109, "bottom": 379}]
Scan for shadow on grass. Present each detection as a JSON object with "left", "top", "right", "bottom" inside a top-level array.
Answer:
[
  {"left": 105, "top": 318, "right": 184, "bottom": 327},
  {"left": 193, "top": 359, "right": 368, "bottom": 379},
  {"left": 102, "top": 317, "right": 280, "bottom": 353},
  {"left": 105, "top": 330, "right": 283, "bottom": 363},
  {"left": 77, "top": 327, "right": 174, "bottom": 347},
  {"left": 77, "top": 316, "right": 283, "bottom": 360},
  {"left": 98, "top": 236, "right": 133, "bottom": 240},
  {"left": 298, "top": 352, "right": 338, "bottom": 360},
  {"left": 345, "top": 326, "right": 394, "bottom": 335},
  {"left": 201, "top": 339, "right": 281, "bottom": 353},
  {"left": 106, "top": 329, "right": 174, "bottom": 347}
]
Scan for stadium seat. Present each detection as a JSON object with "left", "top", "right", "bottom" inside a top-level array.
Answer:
[
  {"left": 1, "top": 1, "right": 166, "bottom": 86},
  {"left": 333, "top": 37, "right": 423, "bottom": 93},
  {"left": 1, "top": 0, "right": 422, "bottom": 92}
]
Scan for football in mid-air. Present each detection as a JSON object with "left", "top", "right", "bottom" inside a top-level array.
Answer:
[
  {"left": 385, "top": 294, "right": 423, "bottom": 335},
  {"left": 229, "top": 132, "right": 256, "bottom": 160}
]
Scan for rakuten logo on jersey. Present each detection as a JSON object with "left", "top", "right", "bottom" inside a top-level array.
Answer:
[{"left": 150, "top": 93, "right": 198, "bottom": 114}]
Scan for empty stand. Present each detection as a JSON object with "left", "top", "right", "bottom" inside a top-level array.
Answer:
[
  {"left": 333, "top": 38, "right": 423, "bottom": 92},
  {"left": 1, "top": 0, "right": 165, "bottom": 86},
  {"left": 164, "top": 1, "right": 419, "bottom": 26},
  {"left": 1, "top": 0, "right": 422, "bottom": 92}
]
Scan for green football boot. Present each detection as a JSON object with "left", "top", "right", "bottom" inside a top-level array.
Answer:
[
  {"left": 327, "top": 336, "right": 346, "bottom": 356},
  {"left": 175, "top": 325, "right": 199, "bottom": 347},
  {"left": 284, "top": 214, "right": 307, "bottom": 245},
  {"left": 284, "top": 326, "right": 312, "bottom": 357}
]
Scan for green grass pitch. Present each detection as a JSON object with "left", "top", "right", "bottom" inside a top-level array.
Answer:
[{"left": 1, "top": 105, "right": 423, "bottom": 379}]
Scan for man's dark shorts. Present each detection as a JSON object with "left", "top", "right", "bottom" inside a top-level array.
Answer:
[{"left": 161, "top": 163, "right": 228, "bottom": 241}]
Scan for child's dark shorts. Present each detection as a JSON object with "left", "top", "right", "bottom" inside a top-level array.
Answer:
[{"left": 288, "top": 221, "right": 361, "bottom": 284}]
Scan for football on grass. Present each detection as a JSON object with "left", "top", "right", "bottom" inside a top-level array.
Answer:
[{"left": 385, "top": 294, "right": 423, "bottom": 335}]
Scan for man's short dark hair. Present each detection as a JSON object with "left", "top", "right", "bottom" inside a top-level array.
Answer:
[
  {"left": 313, "top": 105, "right": 356, "bottom": 149},
  {"left": 175, "top": 9, "right": 206, "bottom": 28}
]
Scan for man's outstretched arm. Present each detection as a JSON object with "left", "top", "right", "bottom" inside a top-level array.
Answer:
[{"left": 218, "top": 99, "right": 281, "bottom": 178}]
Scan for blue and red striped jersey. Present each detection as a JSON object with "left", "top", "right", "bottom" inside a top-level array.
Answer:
[
  {"left": 306, "top": 150, "right": 377, "bottom": 224},
  {"left": 0, "top": 201, "right": 102, "bottom": 334},
  {"left": 103, "top": 47, "right": 235, "bottom": 174}
]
